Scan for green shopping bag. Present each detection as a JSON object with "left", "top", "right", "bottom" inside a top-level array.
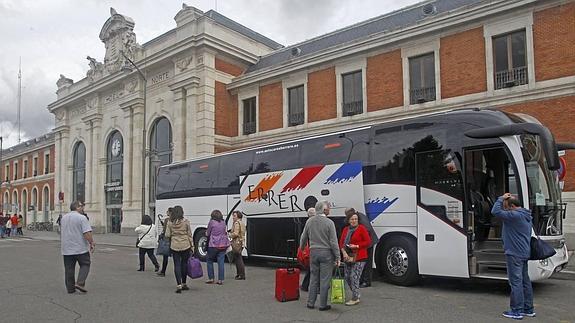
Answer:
[{"left": 330, "top": 267, "right": 345, "bottom": 304}]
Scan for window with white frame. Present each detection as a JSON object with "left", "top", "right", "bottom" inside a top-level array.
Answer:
[
  {"left": 13, "top": 161, "right": 18, "bottom": 180},
  {"left": 342, "top": 70, "right": 363, "bottom": 116},
  {"left": 493, "top": 30, "right": 527, "bottom": 89},
  {"left": 409, "top": 53, "right": 436, "bottom": 104},
  {"left": 33, "top": 156, "right": 38, "bottom": 176},
  {"left": 44, "top": 153, "right": 50, "bottom": 174},
  {"left": 243, "top": 97, "right": 257, "bottom": 135},
  {"left": 288, "top": 85, "right": 305, "bottom": 126}
]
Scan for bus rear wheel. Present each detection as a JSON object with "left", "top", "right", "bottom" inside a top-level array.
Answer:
[
  {"left": 377, "top": 235, "right": 420, "bottom": 286},
  {"left": 194, "top": 228, "right": 208, "bottom": 261}
]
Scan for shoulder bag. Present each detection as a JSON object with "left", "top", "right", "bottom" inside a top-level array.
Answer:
[{"left": 136, "top": 225, "right": 152, "bottom": 248}]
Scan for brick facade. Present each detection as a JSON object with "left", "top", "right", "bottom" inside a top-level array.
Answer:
[
  {"left": 533, "top": 3, "right": 575, "bottom": 81},
  {"left": 258, "top": 82, "right": 283, "bottom": 131},
  {"left": 367, "top": 49, "right": 404, "bottom": 111},
  {"left": 440, "top": 27, "right": 487, "bottom": 99},
  {"left": 501, "top": 95, "right": 575, "bottom": 191},
  {"left": 215, "top": 57, "right": 244, "bottom": 77},
  {"left": 307, "top": 67, "right": 337, "bottom": 122},
  {"left": 215, "top": 81, "right": 238, "bottom": 136}
]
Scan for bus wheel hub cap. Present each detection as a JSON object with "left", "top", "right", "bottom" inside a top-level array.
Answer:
[
  {"left": 387, "top": 247, "right": 408, "bottom": 276},
  {"left": 198, "top": 236, "right": 208, "bottom": 256}
]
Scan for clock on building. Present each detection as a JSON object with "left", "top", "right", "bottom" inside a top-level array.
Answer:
[{"left": 111, "top": 139, "right": 122, "bottom": 157}]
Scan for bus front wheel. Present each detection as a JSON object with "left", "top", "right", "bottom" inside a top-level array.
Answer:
[
  {"left": 194, "top": 228, "right": 208, "bottom": 261},
  {"left": 377, "top": 235, "right": 420, "bottom": 286}
]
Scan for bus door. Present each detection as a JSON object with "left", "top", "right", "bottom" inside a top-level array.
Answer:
[
  {"left": 239, "top": 161, "right": 366, "bottom": 258},
  {"left": 415, "top": 150, "right": 469, "bottom": 278}
]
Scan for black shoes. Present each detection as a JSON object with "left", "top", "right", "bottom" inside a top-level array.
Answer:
[
  {"left": 181, "top": 284, "right": 189, "bottom": 291},
  {"left": 234, "top": 276, "right": 245, "bottom": 280},
  {"left": 318, "top": 305, "right": 332, "bottom": 311},
  {"left": 156, "top": 272, "right": 165, "bottom": 277},
  {"left": 137, "top": 268, "right": 144, "bottom": 272},
  {"left": 154, "top": 265, "right": 160, "bottom": 272},
  {"left": 74, "top": 285, "right": 87, "bottom": 293},
  {"left": 175, "top": 285, "right": 182, "bottom": 293},
  {"left": 306, "top": 305, "right": 315, "bottom": 309},
  {"left": 359, "top": 282, "right": 371, "bottom": 288}
]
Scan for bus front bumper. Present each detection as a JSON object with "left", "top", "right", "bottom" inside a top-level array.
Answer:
[{"left": 528, "top": 243, "right": 569, "bottom": 281}]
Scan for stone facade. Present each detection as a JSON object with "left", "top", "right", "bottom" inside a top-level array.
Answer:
[
  {"left": 0, "top": 134, "right": 56, "bottom": 224},
  {"left": 47, "top": 6, "right": 280, "bottom": 233}
]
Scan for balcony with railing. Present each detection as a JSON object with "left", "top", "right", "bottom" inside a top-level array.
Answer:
[
  {"left": 243, "top": 121, "right": 256, "bottom": 135},
  {"left": 342, "top": 101, "right": 363, "bottom": 117},
  {"left": 495, "top": 66, "right": 528, "bottom": 89},
  {"left": 409, "top": 86, "right": 436, "bottom": 104},
  {"left": 288, "top": 112, "right": 304, "bottom": 126}
]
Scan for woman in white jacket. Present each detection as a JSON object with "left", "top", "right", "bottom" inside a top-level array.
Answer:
[{"left": 135, "top": 215, "right": 160, "bottom": 272}]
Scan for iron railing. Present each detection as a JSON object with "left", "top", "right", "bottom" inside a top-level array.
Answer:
[
  {"left": 495, "top": 66, "right": 528, "bottom": 89},
  {"left": 288, "top": 112, "right": 304, "bottom": 126},
  {"left": 410, "top": 86, "right": 436, "bottom": 104},
  {"left": 343, "top": 101, "right": 363, "bottom": 116},
  {"left": 243, "top": 121, "right": 256, "bottom": 135}
]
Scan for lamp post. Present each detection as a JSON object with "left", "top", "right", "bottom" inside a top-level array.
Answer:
[{"left": 120, "top": 51, "right": 147, "bottom": 220}]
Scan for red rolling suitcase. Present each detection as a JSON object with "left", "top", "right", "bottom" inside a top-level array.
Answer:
[{"left": 275, "top": 239, "right": 300, "bottom": 302}]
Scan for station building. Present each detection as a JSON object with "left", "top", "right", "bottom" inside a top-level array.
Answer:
[{"left": 48, "top": 0, "right": 575, "bottom": 244}]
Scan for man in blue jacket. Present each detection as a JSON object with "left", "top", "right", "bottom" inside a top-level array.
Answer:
[{"left": 491, "top": 193, "right": 535, "bottom": 320}]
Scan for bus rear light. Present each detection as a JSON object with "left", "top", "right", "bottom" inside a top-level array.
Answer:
[{"left": 199, "top": 164, "right": 209, "bottom": 169}]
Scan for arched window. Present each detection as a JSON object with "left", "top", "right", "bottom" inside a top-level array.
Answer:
[
  {"left": 12, "top": 190, "right": 18, "bottom": 214},
  {"left": 31, "top": 188, "right": 38, "bottom": 221},
  {"left": 149, "top": 117, "right": 172, "bottom": 216},
  {"left": 106, "top": 131, "right": 123, "bottom": 233},
  {"left": 43, "top": 186, "right": 50, "bottom": 222},
  {"left": 73, "top": 142, "right": 86, "bottom": 203},
  {"left": 21, "top": 189, "right": 28, "bottom": 218},
  {"left": 3, "top": 192, "right": 9, "bottom": 212}
]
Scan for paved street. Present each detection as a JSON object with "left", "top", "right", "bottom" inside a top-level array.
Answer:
[{"left": 0, "top": 234, "right": 574, "bottom": 323}]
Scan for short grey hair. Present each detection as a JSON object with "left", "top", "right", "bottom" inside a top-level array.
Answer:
[
  {"left": 315, "top": 200, "right": 329, "bottom": 215},
  {"left": 70, "top": 200, "right": 83, "bottom": 211},
  {"left": 307, "top": 208, "right": 316, "bottom": 217}
]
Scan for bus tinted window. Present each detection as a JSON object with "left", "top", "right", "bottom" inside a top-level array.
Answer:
[
  {"left": 369, "top": 122, "right": 444, "bottom": 185},
  {"left": 299, "top": 130, "right": 370, "bottom": 167},
  {"left": 156, "top": 163, "right": 190, "bottom": 198},
  {"left": 188, "top": 158, "right": 223, "bottom": 196},
  {"left": 219, "top": 151, "right": 254, "bottom": 194},
  {"left": 253, "top": 143, "right": 300, "bottom": 173}
]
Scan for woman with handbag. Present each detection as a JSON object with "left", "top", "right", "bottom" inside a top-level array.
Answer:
[
  {"left": 206, "top": 210, "right": 230, "bottom": 285},
  {"left": 135, "top": 215, "right": 160, "bottom": 272},
  {"left": 228, "top": 211, "right": 246, "bottom": 280},
  {"left": 156, "top": 208, "right": 173, "bottom": 277},
  {"left": 339, "top": 211, "right": 371, "bottom": 306},
  {"left": 165, "top": 205, "right": 193, "bottom": 293}
]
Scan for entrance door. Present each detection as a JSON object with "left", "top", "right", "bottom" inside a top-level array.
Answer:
[
  {"left": 416, "top": 150, "right": 469, "bottom": 278},
  {"left": 107, "top": 208, "right": 122, "bottom": 233}
]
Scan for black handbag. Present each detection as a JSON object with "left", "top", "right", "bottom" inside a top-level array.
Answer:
[{"left": 529, "top": 236, "right": 556, "bottom": 260}]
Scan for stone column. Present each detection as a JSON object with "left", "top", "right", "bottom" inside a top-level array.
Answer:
[
  {"left": 195, "top": 51, "right": 216, "bottom": 156},
  {"left": 171, "top": 87, "right": 187, "bottom": 162}
]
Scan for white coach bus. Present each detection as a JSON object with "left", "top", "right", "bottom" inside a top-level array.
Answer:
[{"left": 155, "top": 109, "right": 570, "bottom": 286}]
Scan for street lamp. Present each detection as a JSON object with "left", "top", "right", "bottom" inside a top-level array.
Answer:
[{"left": 120, "top": 51, "right": 147, "bottom": 220}]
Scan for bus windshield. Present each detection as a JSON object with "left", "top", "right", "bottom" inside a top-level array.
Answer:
[{"left": 521, "top": 134, "right": 563, "bottom": 236}]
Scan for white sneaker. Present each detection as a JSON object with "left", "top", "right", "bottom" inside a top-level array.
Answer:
[{"left": 345, "top": 299, "right": 360, "bottom": 306}]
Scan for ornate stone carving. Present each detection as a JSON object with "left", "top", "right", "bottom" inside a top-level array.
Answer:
[
  {"left": 176, "top": 56, "right": 193, "bottom": 72},
  {"left": 55, "top": 110, "right": 66, "bottom": 121},
  {"left": 125, "top": 77, "right": 138, "bottom": 93},
  {"left": 99, "top": 8, "right": 139, "bottom": 74},
  {"left": 86, "top": 95, "right": 99, "bottom": 110},
  {"left": 86, "top": 56, "right": 104, "bottom": 83},
  {"left": 56, "top": 74, "right": 73, "bottom": 89}
]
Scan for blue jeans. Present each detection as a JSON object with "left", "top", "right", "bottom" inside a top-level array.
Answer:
[
  {"left": 0, "top": 226, "right": 4, "bottom": 238},
  {"left": 506, "top": 255, "right": 534, "bottom": 313},
  {"left": 207, "top": 247, "right": 226, "bottom": 281}
]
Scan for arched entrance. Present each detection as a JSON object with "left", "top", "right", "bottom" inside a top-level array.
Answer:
[{"left": 106, "top": 131, "right": 123, "bottom": 233}]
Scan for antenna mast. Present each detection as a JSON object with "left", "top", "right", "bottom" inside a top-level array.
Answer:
[{"left": 17, "top": 57, "right": 22, "bottom": 143}]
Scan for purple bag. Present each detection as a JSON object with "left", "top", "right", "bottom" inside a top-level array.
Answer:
[{"left": 187, "top": 257, "right": 203, "bottom": 279}]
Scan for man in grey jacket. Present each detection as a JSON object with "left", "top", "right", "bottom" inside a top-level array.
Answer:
[{"left": 300, "top": 200, "right": 341, "bottom": 311}]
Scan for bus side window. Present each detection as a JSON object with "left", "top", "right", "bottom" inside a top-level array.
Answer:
[
  {"left": 299, "top": 130, "right": 370, "bottom": 167},
  {"left": 253, "top": 144, "right": 300, "bottom": 173},
  {"left": 219, "top": 152, "right": 254, "bottom": 194}
]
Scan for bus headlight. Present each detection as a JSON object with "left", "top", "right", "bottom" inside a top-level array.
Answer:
[{"left": 539, "top": 259, "right": 549, "bottom": 267}]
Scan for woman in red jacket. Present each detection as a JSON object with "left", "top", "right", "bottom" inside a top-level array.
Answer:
[{"left": 339, "top": 211, "right": 371, "bottom": 306}]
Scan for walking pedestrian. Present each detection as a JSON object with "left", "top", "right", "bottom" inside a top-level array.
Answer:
[
  {"left": 135, "top": 215, "right": 160, "bottom": 272},
  {"left": 299, "top": 200, "right": 341, "bottom": 311},
  {"left": 17, "top": 215, "right": 24, "bottom": 236},
  {"left": 339, "top": 211, "right": 371, "bottom": 306},
  {"left": 164, "top": 205, "right": 193, "bottom": 293},
  {"left": 298, "top": 207, "right": 316, "bottom": 292},
  {"left": 5, "top": 215, "right": 12, "bottom": 237},
  {"left": 491, "top": 193, "right": 535, "bottom": 320},
  {"left": 10, "top": 213, "right": 18, "bottom": 236},
  {"left": 345, "top": 208, "right": 378, "bottom": 288},
  {"left": 206, "top": 209, "right": 229, "bottom": 285},
  {"left": 228, "top": 210, "right": 246, "bottom": 280},
  {"left": 60, "top": 201, "right": 94, "bottom": 294},
  {"left": 156, "top": 208, "right": 173, "bottom": 277},
  {"left": 0, "top": 213, "right": 7, "bottom": 238}
]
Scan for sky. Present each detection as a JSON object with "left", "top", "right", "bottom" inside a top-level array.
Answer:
[{"left": 0, "top": 0, "right": 422, "bottom": 149}]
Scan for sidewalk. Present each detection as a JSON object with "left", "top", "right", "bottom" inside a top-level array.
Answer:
[{"left": 22, "top": 230, "right": 136, "bottom": 248}]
